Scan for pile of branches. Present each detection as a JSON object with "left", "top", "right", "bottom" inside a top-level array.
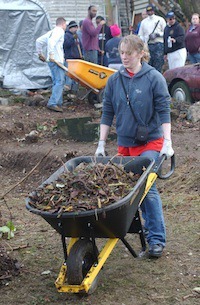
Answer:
[{"left": 28, "top": 162, "right": 141, "bottom": 214}]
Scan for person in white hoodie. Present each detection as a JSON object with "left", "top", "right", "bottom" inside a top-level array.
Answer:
[
  {"left": 138, "top": 4, "right": 166, "bottom": 72},
  {"left": 36, "top": 17, "right": 67, "bottom": 112}
]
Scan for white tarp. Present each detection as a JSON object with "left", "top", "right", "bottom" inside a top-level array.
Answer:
[{"left": 0, "top": 0, "right": 52, "bottom": 89}]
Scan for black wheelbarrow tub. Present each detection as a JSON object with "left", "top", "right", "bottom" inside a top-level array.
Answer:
[{"left": 26, "top": 156, "right": 154, "bottom": 239}]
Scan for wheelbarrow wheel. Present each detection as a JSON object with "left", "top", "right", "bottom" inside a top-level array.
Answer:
[
  {"left": 67, "top": 238, "right": 99, "bottom": 294},
  {"left": 88, "top": 92, "right": 98, "bottom": 105},
  {"left": 88, "top": 89, "right": 104, "bottom": 105}
]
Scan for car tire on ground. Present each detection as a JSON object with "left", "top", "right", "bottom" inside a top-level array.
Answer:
[{"left": 170, "top": 81, "right": 193, "bottom": 104}]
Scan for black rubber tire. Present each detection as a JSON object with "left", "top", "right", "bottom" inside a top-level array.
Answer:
[
  {"left": 67, "top": 238, "right": 99, "bottom": 294},
  {"left": 170, "top": 81, "right": 193, "bottom": 104},
  {"left": 88, "top": 89, "right": 104, "bottom": 105},
  {"left": 88, "top": 92, "right": 98, "bottom": 105}
]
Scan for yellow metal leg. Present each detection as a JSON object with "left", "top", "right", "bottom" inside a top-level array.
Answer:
[
  {"left": 139, "top": 172, "right": 158, "bottom": 206},
  {"left": 55, "top": 238, "right": 119, "bottom": 293},
  {"left": 67, "top": 237, "right": 78, "bottom": 255}
]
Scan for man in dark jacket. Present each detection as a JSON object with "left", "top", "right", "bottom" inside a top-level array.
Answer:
[
  {"left": 96, "top": 16, "right": 112, "bottom": 66},
  {"left": 164, "top": 11, "right": 187, "bottom": 69},
  {"left": 63, "top": 21, "right": 83, "bottom": 61},
  {"left": 63, "top": 21, "right": 83, "bottom": 93}
]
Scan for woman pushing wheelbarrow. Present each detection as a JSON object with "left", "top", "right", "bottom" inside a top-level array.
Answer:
[
  {"left": 95, "top": 34, "right": 174, "bottom": 258},
  {"left": 27, "top": 35, "right": 175, "bottom": 295}
]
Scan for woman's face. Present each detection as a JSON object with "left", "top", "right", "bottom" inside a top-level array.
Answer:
[{"left": 119, "top": 42, "right": 142, "bottom": 70}]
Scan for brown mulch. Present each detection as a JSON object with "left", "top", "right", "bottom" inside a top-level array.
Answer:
[{"left": 0, "top": 245, "right": 20, "bottom": 284}]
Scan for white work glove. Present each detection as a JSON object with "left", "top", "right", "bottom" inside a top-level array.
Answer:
[
  {"left": 160, "top": 139, "right": 174, "bottom": 159},
  {"left": 95, "top": 140, "right": 106, "bottom": 157}
]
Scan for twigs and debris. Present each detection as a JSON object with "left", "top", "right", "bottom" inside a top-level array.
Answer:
[{"left": 28, "top": 162, "right": 141, "bottom": 214}]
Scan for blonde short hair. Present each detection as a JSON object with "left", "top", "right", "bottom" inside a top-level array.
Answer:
[{"left": 119, "top": 34, "right": 150, "bottom": 63}]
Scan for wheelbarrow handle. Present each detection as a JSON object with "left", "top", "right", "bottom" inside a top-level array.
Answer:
[{"left": 154, "top": 154, "right": 175, "bottom": 179}]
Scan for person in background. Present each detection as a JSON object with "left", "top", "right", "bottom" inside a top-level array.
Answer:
[
  {"left": 95, "top": 35, "right": 174, "bottom": 258},
  {"left": 77, "top": 20, "right": 83, "bottom": 45},
  {"left": 36, "top": 17, "right": 66, "bottom": 112},
  {"left": 138, "top": 4, "right": 166, "bottom": 72},
  {"left": 82, "top": 5, "right": 105, "bottom": 63},
  {"left": 185, "top": 13, "right": 200, "bottom": 63},
  {"left": 130, "top": 9, "right": 148, "bottom": 35},
  {"left": 164, "top": 11, "right": 187, "bottom": 69},
  {"left": 105, "top": 24, "right": 122, "bottom": 70},
  {"left": 96, "top": 16, "right": 112, "bottom": 66},
  {"left": 63, "top": 20, "right": 83, "bottom": 95}
]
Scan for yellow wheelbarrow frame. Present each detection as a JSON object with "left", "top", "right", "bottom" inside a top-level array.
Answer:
[
  {"left": 26, "top": 155, "right": 175, "bottom": 295},
  {"left": 54, "top": 155, "right": 175, "bottom": 294}
]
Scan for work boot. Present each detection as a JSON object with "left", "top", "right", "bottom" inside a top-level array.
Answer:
[
  {"left": 148, "top": 244, "right": 164, "bottom": 258},
  {"left": 47, "top": 105, "right": 63, "bottom": 112}
]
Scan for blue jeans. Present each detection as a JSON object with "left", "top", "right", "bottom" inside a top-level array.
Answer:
[
  {"left": 84, "top": 50, "right": 98, "bottom": 64},
  {"left": 140, "top": 150, "right": 166, "bottom": 247},
  {"left": 47, "top": 62, "right": 65, "bottom": 107},
  {"left": 148, "top": 43, "right": 164, "bottom": 73},
  {"left": 188, "top": 52, "right": 200, "bottom": 64}
]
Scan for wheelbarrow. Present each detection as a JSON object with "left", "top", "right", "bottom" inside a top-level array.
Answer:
[
  {"left": 55, "top": 59, "right": 116, "bottom": 104},
  {"left": 26, "top": 155, "right": 175, "bottom": 294}
]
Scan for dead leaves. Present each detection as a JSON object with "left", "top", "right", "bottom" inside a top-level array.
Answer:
[{"left": 28, "top": 162, "right": 140, "bottom": 214}]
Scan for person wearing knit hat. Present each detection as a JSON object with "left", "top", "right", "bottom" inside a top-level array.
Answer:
[
  {"left": 110, "top": 24, "right": 121, "bottom": 37},
  {"left": 105, "top": 24, "right": 122, "bottom": 70},
  {"left": 68, "top": 21, "right": 78, "bottom": 29},
  {"left": 63, "top": 20, "right": 83, "bottom": 96}
]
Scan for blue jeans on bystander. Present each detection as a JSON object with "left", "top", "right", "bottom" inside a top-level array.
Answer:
[
  {"left": 47, "top": 62, "right": 65, "bottom": 107},
  {"left": 188, "top": 52, "right": 200, "bottom": 64},
  {"left": 84, "top": 50, "right": 98, "bottom": 64}
]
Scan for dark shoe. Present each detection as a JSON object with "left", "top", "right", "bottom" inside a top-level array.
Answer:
[
  {"left": 148, "top": 244, "right": 164, "bottom": 258},
  {"left": 47, "top": 105, "right": 63, "bottom": 112}
]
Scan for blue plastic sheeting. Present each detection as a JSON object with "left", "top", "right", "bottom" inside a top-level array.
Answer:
[{"left": 0, "top": 0, "right": 52, "bottom": 89}]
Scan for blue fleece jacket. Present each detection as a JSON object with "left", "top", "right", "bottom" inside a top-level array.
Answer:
[{"left": 101, "top": 62, "right": 171, "bottom": 147}]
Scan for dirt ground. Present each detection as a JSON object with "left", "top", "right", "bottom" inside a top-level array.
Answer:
[{"left": 0, "top": 89, "right": 199, "bottom": 305}]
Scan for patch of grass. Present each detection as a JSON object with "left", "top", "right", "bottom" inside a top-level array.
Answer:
[
  {"left": 0, "top": 88, "right": 12, "bottom": 97},
  {"left": 11, "top": 96, "right": 27, "bottom": 104}
]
